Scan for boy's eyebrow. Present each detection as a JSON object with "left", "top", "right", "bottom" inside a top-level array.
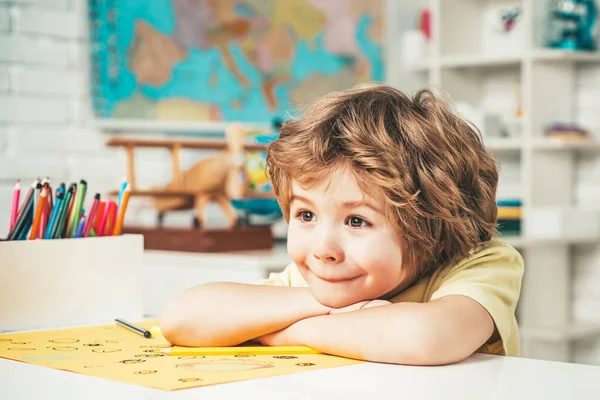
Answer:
[
  {"left": 290, "top": 195, "right": 315, "bottom": 206},
  {"left": 340, "top": 200, "right": 384, "bottom": 215},
  {"left": 291, "top": 195, "right": 383, "bottom": 215}
]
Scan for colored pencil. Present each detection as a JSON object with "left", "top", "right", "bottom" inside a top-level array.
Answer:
[
  {"left": 113, "top": 184, "right": 130, "bottom": 236},
  {"left": 9, "top": 180, "right": 20, "bottom": 231},
  {"left": 93, "top": 201, "right": 106, "bottom": 234},
  {"left": 29, "top": 187, "right": 48, "bottom": 240},
  {"left": 16, "top": 210, "right": 33, "bottom": 240},
  {"left": 97, "top": 200, "right": 110, "bottom": 236},
  {"left": 45, "top": 182, "right": 53, "bottom": 216},
  {"left": 33, "top": 182, "right": 42, "bottom": 217},
  {"left": 83, "top": 193, "right": 101, "bottom": 237},
  {"left": 8, "top": 178, "right": 37, "bottom": 239},
  {"left": 64, "top": 183, "right": 77, "bottom": 238},
  {"left": 8, "top": 192, "right": 34, "bottom": 240},
  {"left": 161, "top": 346, "right": 321, "bottom": 356},
  {"left": 105, "top": 200, "right": 117, "bottom": 235},
  {"left": 68, "top": 179, "right": 87, "bottom": 238},
  {"left": 74, "top": 215, "right": 86, "bottom": 238},
  {"left": 52, "top": 185, "right": 74, "bottom": 239},
  {"left": 38, "top": 208, "right": 47, "bottom": 239},
  {"left": 115, "top": 318, "right": 151, "bottom": 338},
  {"left": 117, "top": 177, "right": 127, "bottom": 209},
  {"left": 44, "top": 190, "right": 64, "bottom": 239}
]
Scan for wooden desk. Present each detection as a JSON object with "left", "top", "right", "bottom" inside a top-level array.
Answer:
[{"left": 1, "top": 352, "right": 599, "bottom": 399}]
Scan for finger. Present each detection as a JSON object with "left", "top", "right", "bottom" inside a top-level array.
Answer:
[{"left": 362, "top": 300, "right": 392, "bottom": 309}]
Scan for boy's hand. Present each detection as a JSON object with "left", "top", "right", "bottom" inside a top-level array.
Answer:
[
  {"left": 256, "top": 299, "right": 391, "bottom": 347},
  {"left": 329, "top": 299, "right": 392, "bottom": 315}
]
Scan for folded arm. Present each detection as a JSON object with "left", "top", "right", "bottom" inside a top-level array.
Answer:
[
  {"left": 259, "top": 294, "right": 494, "bottom": 365},
  {"left": 160, "top": 282, "right": 331, "bottom": 346}
]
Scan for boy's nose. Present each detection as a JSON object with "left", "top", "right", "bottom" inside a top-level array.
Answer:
[{"left": 313, "top": 233, "right": 344, "bottom": 264}]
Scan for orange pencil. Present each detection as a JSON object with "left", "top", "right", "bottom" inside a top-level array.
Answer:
[
  {"left": 30, "top": 187, "right": 48, "bottom": 240},
  {"left": 113, "top": 184, "right": 130, "bottom": 236}
]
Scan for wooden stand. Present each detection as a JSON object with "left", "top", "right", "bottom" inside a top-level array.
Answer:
[{"left": 121, "top": 225, "right": 274, "bottom": 253}]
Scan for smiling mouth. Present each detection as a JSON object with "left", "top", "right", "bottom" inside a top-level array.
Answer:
[{"left": 316, "top": 274, "right": 361, "bottom": 283}]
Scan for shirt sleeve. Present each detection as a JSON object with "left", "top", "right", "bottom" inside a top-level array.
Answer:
[
  {"left": 429, "top": 242, "right": 524, "bottom": 355},
  {"left": 256, "top": 262, "right": 308, "bottom": 287}
]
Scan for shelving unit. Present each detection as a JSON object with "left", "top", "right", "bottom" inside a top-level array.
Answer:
[{"left": 392, "top": 0, "right": 600, "bottom": 364}]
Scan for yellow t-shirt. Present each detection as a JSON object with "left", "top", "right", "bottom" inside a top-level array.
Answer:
[{"left": 260, "top": 239, "right": 524, "bottom": 357}]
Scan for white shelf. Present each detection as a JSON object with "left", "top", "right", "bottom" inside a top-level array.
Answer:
[
  {"left": 485, "top": 138, "right": 522, "bottom": 152},
  {"left": 532, "top": 138, "right": 600, "bottom": 152},
  {"left": 440, "top": 53, "right": 521, "bottom": 69},
  {"left": 483, "top": 138, "right": 600, "bottom": 152},
  {"left": 406, "top": 50, "right": 600, "bottom": 72},
  {"left": 532, "top": 49, "right": 600, "bottom": 63},
  {"left": 521, "top": 324, "right": 600, "bottom": 342},
  {"left": 95, "top": 119, "right": 273, "bottom": 135},
  {"left": 502, "top": 235, "right": 600, "bottom": 248}
]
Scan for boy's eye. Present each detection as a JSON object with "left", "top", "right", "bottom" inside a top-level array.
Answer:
[
  {"left": 347, "top": 216, "right": 369, "bottom": 228},
  {"left": 300, "top": 211, "right": 315, "bottom": 222}
]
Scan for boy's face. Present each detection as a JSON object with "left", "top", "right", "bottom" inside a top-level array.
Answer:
[{"left": 287, "top": 167, "right": 409, "bottom": 308}]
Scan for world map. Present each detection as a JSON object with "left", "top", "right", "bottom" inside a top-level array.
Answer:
[{"left": 90, "top": 0, "right": 384, "bottom": 123}]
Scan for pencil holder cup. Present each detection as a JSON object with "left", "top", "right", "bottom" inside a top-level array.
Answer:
[{"left": 0, "top": 234, "right": 144, "bottom": 332}]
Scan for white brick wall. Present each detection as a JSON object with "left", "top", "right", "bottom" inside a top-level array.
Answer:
[
  {"left": 12, "top": 66, "right": 83, "bottom": 95},
  {"left": 7, "top": 0, "right": 70, "bottom": 9},
  {"left": 0, "top": 66, "right": 9, "bottom": 91},
  {"left": 0, "top": 35, "right": 73, "bottom": 66},
  {"left": 14, "top": 6, "right": 79, "bottom": 38},
  {"left": 0, "top": 4, "right": 10, "bottom": 31},
  {"left": 0, "top": 95, "right": 70, "bottom": 122}
]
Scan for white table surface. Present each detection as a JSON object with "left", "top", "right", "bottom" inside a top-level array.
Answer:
[{"left": 2, "top": 353, "right": 599, "bottom": 400}]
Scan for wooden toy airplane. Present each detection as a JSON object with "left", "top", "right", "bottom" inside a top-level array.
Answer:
[{"left": 105, "top": 123, "right": 274, "bottom": 230}]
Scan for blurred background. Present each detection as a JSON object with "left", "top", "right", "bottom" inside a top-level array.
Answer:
[{"left": 1, "top": 0, "right": 600, "bottom": 366}]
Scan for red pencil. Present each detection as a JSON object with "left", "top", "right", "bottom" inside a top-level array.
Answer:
[
  {"left": 83, "top": 193, "right": 101, "bottom": 237},
  {"left": 9, "top": 180, "right": 20, "bottom": 231},
  {"left": 105, "top": 201, "right": 117, "bottom": 235},
  {"left": 7, "top": 178, "right": 38, "bottom": 239},
  {"left": 45, "top": 182, "right": 53, "bottom": 215},
  {"left": 97, "top": 200, "right": 111, "bottom": 236}
]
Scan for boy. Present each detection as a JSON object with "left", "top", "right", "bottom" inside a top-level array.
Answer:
[{"left": 160, "top": 84, "right": 524, "bottom": 366}]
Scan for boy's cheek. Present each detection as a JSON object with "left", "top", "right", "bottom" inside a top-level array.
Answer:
[{"left": 286, "top": 227, "right": 311, "bottom": 263}]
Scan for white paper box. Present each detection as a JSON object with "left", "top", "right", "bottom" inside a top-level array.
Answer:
[
  {"left": 525, "top": 208, "right": 600, "bottom": 238},
  {"left": 0, "top": 234, "right": 144, "bottom": 332}
]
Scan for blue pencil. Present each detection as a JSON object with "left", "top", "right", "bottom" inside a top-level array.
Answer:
[
  {"left": 52, "top": 185, "right": 74, "bottom": 239},
  {"left": 117, "top": 178, "right": 127, "bottom": 209},
  {"left": 44, "top": 191, "right": 64, "bottom": 239},
  {"left": 74, "top": 216, "right": 86, "bottom": 238}
]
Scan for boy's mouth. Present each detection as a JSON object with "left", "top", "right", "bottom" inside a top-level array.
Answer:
[{"left": 314, "top": 273, "right": 362, "bottom": 283}]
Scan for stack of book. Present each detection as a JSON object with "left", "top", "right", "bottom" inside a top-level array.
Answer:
[
  {"left": 544, "top": 122, "right": 590, "bottom": 142},
  {"left": 497, "top": 199, "right": 521, "bottom": 237}
]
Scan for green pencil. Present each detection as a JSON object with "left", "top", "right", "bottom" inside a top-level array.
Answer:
[
  {"left": 68, "top": 179, "right": 87, "bottom": 237},
  {"left": 52, "top": 185, "right": 74, "bottom": 239}
]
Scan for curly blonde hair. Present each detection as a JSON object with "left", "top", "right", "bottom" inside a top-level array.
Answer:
[{"left": 266, "top": 84, "right": 498, "bottom": 279}]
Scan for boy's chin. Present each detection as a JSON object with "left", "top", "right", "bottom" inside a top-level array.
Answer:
[{"left": 311, "top": 290, "right": 362, "bottom": 309}]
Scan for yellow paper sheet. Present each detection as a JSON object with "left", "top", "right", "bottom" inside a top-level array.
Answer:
[{"left": 0, "top": 320, "right": 362, "bottom": 391}]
